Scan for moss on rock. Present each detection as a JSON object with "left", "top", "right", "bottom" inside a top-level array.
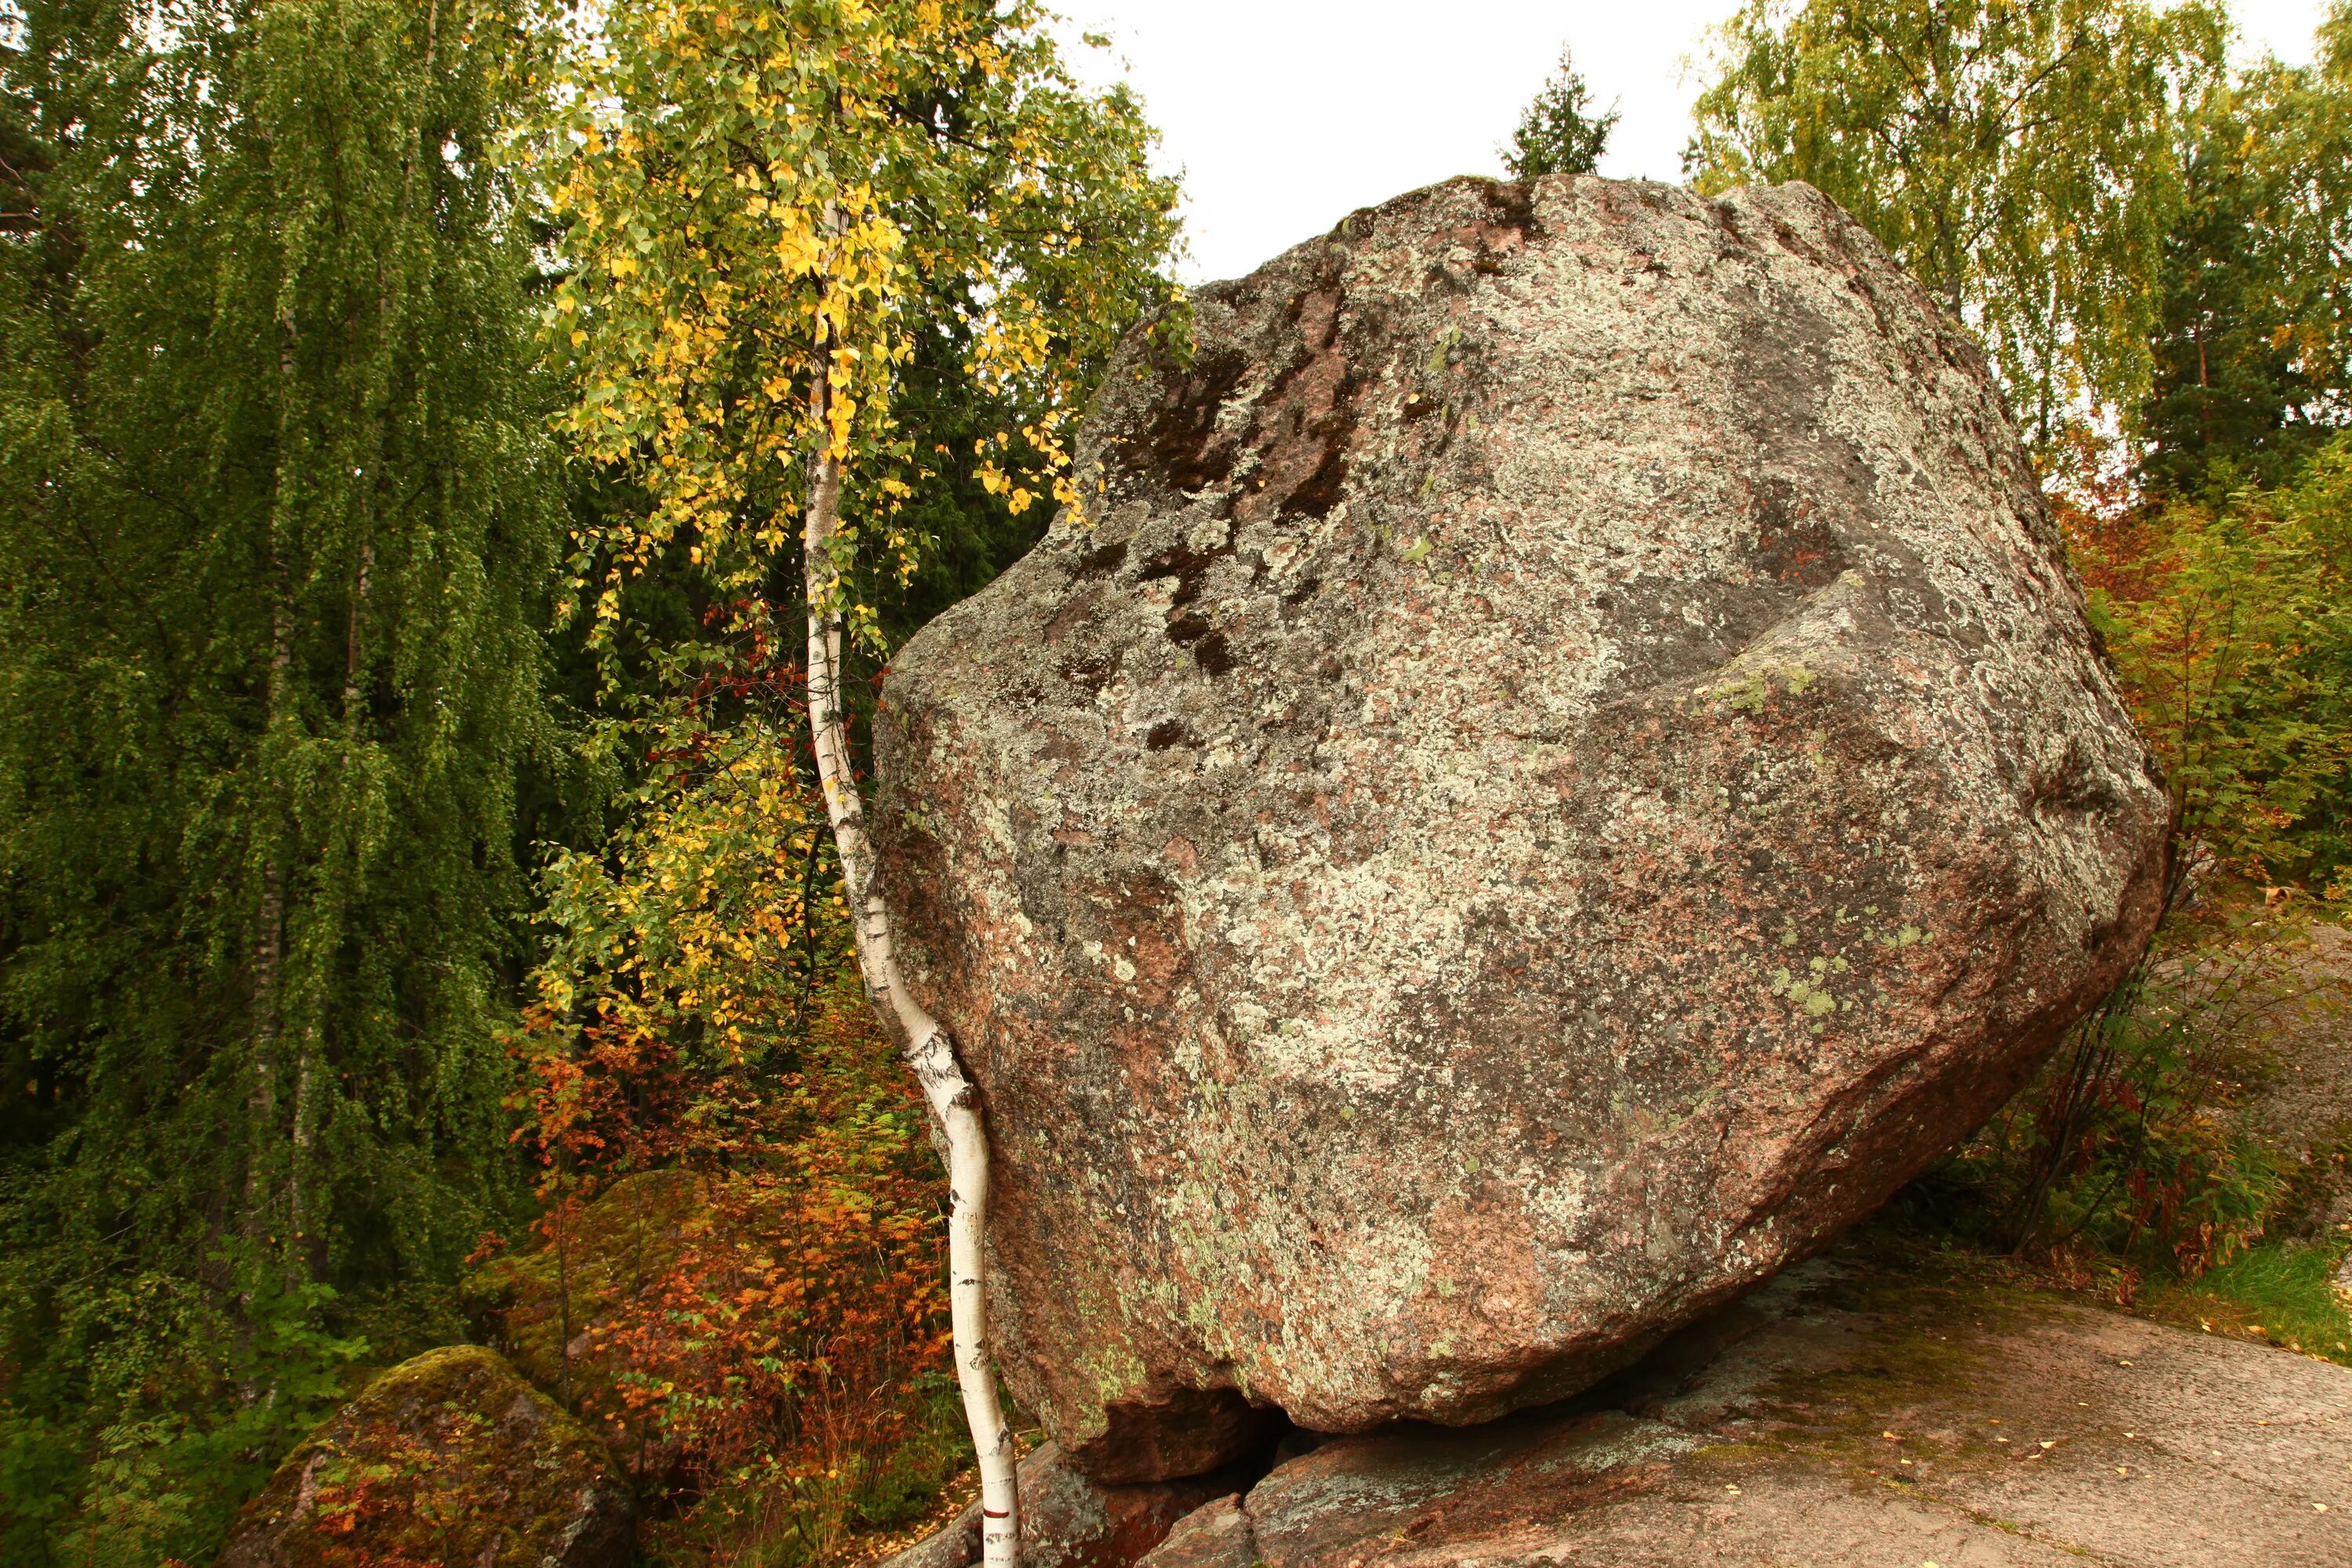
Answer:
[
  {"left": 215, "top": 1345, "right": 632, "bottom": 1568},
  {"left": 463, "top": 1167, "right": 702, "bottom": 1467}
]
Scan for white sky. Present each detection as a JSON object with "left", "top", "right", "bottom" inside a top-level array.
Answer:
[{"left": 1051, "top": 1, "right": 2339, "bottom": 284}]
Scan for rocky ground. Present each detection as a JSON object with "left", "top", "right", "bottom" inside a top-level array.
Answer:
[
  {"left": 1139, "top": 1242, "right": 2352, "bottom": 1568},
  {"left": 866, "top": 1227, "right": 2352, "bottom": 1568}
]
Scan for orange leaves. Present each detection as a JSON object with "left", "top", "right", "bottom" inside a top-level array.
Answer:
[
  {"left": 572, "top": 993, "right": 951, "bottom": 1487},
  {"left": 510, "top": 717, "right": 950, "bottom": 1535},
  {"left": 2066, "top": 459, "right": 2352, "bottom": 882}
]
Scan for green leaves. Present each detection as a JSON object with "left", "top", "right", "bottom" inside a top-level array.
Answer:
[
  {"left": 546, "top": 0, "right": 1181, "bottom": 667},
  {"left": 2143, "top": 9, "right": 2352, "bottom": 495},
  {"left": 1686, "top": 0, "right": 2230, "bottom": 444},
  {"left": 2074, "top": 434, "right": 2352, "bottom": 884},
  {"left": 2, "top": 0, "right": 566, "bottom": 1555}
]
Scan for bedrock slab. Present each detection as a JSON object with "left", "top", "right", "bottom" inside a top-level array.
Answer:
[
  {"left": 873, "top": 172, "right": 2171, "bottom": 1479},
  {"left": 1142, "top": 1256, "right": 2352, "bottom": 1567}
]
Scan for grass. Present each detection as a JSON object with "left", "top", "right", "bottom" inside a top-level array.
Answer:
[
  {"left": 2140, "top": 1232, "right": 2352, "bottom": 1363},
  {"left": 843, "top": 1377, "right": 980, "bottom": 1537}
]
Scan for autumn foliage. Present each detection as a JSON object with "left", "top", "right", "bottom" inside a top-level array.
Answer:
[
  {"left": 497, "top": 986, "right": 958, "bottom": 1561},
  {"left": 1929, "top": 430, "right": 2352, "bottom": 1294},
  {"left": 494, "top": 636, "right": 962, "bottom": 1561},
  {"left": 2050, "top": 433, "right": 2352, "bottom": 887}
]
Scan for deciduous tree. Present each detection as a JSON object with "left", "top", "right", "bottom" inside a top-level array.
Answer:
[
  {"left": 0, "top": 0, "right": 565, "bottom": 1555},
  {"left": 1686, "top": 0, "right": 2228, "bottom": 443},
  {"left": 547, "top": 3, "right": 1179, "bottom": 1559}
]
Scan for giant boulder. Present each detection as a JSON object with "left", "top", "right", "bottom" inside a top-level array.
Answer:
[{"left": 872, "top": 174, "right": 2171, "bottom": 1481}]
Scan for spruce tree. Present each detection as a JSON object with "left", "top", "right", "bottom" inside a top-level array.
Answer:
[
  {"left": 2140, "top": 82, "right": 2328, "bottom": 496},
  {"left": 1503, "top": 46, "right": 1618, "bottom": 180},
  {"left": 2141, "top": 9, "right": 2352, "bottom": 495}
]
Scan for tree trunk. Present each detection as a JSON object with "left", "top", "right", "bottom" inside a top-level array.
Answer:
[
  {"left": 285, "top": 1035, "right": 321, "bottom": 1285},
  {"left": 802, "top": 348, "right": 1020, "bottom": 1566},
  {"left": 240, "top": 561, "right": 292, "bottom": 1403},
  {"left": 246, "top": 789, "right": 287, "bottom": 1249},
  {"left": 288, "top": 538, "right": 372, "bottom": 1286},
  {"left": 245, "top": 572, "right": 293, "bottom": 1268}
]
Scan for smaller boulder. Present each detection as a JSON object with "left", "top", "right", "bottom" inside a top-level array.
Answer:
[
  {"left": 216, "top": 1345, "right": 633, "bottom": 1568},
  {"left": 881, "top": 1442, "right": 1232, "bottom": 1568}
]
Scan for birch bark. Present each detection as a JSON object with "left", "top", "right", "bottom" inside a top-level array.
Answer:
[{"left": 802, "top": 348, "right": 1020, "bottom": 1566}]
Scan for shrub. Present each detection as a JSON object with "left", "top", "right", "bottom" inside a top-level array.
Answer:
[
  {"left": 1945, "top": 896, "right": 2332, "bottom": 1284},
  {"left": 2064, "top": 432, "right": 2352, "bottom": 888},
  {"left": 506, "top": 671, "right": 963, "bottom": 1563}
]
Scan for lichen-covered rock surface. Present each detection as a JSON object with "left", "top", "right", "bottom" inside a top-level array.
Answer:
[
  {"left": 215, "top": 1345, "right": 632, "bottom": 1568},
  {"left": 873, "top": 172, "right": 2172, "bottom": 1480}
]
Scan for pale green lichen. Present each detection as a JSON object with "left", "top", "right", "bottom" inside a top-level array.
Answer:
[
  {"left": 1699, "top": 661, "right": 1819, "bottom": 713},
  {"left": 1770, "top": 967, "right": 1839, "bottom": 1018}
]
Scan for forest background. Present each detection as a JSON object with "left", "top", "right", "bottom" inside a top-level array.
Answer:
[{"left": 5, "top": 2, "right": 2352, "bottom": 1564}]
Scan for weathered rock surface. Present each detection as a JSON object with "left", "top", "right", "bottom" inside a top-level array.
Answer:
[
  {"left": 873, "top": 172, "right": 2172, "bottom": 1479},
  {"left": 1135, "top": 1252, "right": 2352, "bottom": 1567},
  {"left": 2238, "top": 922, "right": 2352, "bottom": 1236},
  {"left": 878, "top": 1442, "right": 1233, "bottom": 1568},
  {"left": 216, "top": 1345, "right": 632, "bottom": 1568}
]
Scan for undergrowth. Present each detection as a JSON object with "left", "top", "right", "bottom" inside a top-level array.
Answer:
[{"left": 1904, "top": 880, "right": 2352, "bottom": 1362}]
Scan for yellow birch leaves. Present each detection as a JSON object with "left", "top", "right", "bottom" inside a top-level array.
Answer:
[{"left": 543, "top": 0, "right": 1178, "bottom": 659}]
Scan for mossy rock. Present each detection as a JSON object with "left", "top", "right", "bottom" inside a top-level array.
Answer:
[
  {"left": 465, "top": 1167, "right": 702, "bottom": 1378},
  {"left": 216, "top": 1345, "right": 633, "bottom": 1568}
]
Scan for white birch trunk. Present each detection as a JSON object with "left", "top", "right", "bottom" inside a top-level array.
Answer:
[{"left": 803, "top": 359, "right": 1021, "bottom": 1566}]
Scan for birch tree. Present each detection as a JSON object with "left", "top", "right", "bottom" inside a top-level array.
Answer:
[
  {"left": 1685, "top": 0, "right": 2229, "bottom": 444},
  {"left": 546, "top": 2, "right": 1179, "bottom": 1558},
  {"left": 0, "top": 0, "right": 564, "bottom": 1552}
]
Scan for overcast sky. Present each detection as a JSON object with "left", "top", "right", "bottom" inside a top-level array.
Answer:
[{"left": 1051, "top": 1, "right": 2339, "bottom": 284}]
